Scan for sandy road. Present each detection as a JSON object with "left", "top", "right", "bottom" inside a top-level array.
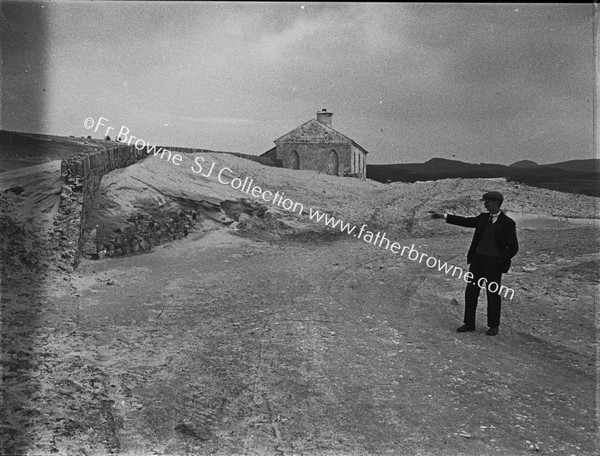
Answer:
[{"left": 2, "top": 220, "right": 597, "bottom": 455}]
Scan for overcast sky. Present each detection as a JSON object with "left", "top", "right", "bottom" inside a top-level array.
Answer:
[{"left": 0, "top": 2, "right": 595, "bottom": 165}]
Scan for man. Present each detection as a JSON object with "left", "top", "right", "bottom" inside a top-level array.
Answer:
[{"left": 430, "top": 191, "right": 518, "bottom": 336}]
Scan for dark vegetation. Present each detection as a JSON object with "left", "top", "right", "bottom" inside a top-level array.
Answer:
[{"left": 367, "top": 157, "right": 600, "bottom": 197}]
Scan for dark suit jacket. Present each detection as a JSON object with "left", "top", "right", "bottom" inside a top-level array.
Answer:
[{"left": 446, "top": 211, "right": 519, "bottom": 273}]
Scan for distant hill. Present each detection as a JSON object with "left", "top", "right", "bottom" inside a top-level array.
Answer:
[
  {"left": 541, "top": 159, "right": 600, "bottom": 174},
  {"left": 509, "top": 160, "right": 539, "bottom": 168},
  {"left": 367, "top": 157, "right": 600, "bottom": 197}
]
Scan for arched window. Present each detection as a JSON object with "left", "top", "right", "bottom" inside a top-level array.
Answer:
[
  {"left": 327, "top": 150, "right": 339, "bottom": 176},
  {"left": 291, "top": 150, "right": 300, "bottom": 170}
]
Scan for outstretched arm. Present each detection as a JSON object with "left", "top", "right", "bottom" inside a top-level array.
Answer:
[
  {"left": 445, "top": 213, "right": 480, "bottom": 228},
  {"left": 429, "top": 211, "right": 481, "bottom": 228}
]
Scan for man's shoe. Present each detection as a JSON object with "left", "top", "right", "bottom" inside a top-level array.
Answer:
[
  {"left": 486, "top": 327, "right": 499, "bottom": 336},
  {"left": 456, "top": 324, "right": 476, "bottom": 333}
]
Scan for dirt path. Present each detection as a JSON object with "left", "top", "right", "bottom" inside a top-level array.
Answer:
[{"left": 2, "top": 220, "right": 597, "bottom": 455}]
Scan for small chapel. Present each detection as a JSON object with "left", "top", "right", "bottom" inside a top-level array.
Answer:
[{"left": 261, "top": 109, "right": 368, "bottom": 178}]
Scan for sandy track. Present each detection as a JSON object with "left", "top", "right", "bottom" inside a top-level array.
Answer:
[
  {"left": 1, "top": 156, "right": 598, "bottom": 455},
  {"left": 2, "top": 218, "right": 595, "bottom": 456}
]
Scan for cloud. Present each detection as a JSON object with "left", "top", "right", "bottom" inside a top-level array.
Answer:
[
  {"left": 179, "top": 115, "right": 257, "bottom": 126},
  {"left": 1, "top": 2, "right": 593, "bottom": 164},
  {"left": 258, "top": 17, "right": 324, "bottom": 62}
]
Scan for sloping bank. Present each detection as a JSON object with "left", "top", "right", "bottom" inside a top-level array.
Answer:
[{"left": 64, "top": 145, "right": 284, "bottom": 266}]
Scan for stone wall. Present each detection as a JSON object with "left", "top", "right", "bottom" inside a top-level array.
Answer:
[
  {"left": 59, "top": 144, "right": 282, "bottom": 268},
  {"left": 61, "top": 145, "right": 147, "bottom": 178},
  {"left": 82, "top": 209, "right": 199, "bottom": 260},
  {"left": 60, "top": 145, "right": 146, "bottom": 268},
  {"left": 55, "top": 173, "right": 95, "bottom": 271},
  {"left": 159, "top": 146, "right": 282, "bottom": 167},
  {"left": 261, "top": 147, "right": 277, "bottom": 162}
]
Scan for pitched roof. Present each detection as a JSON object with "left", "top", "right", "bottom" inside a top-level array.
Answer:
[{"left": 274, "top": 119, "right": 369, "bottom": 154}]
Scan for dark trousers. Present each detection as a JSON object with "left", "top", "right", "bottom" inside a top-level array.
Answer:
[{"left": 464, "top": 254, "right": 503, "bottom": 328}]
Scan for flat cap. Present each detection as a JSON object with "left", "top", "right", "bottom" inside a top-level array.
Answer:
[{"left": 481, "top": 191, "right": 504, "bottom": 202}]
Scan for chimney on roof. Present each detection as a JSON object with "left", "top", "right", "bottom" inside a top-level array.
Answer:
[{"left": 316, "top": 108, "right": 332, "bottom": 128}]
